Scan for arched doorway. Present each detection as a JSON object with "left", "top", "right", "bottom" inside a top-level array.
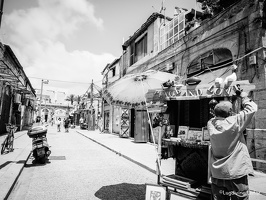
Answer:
[{"left": 54, "top": 109, "right": 67, "bottom": 120}]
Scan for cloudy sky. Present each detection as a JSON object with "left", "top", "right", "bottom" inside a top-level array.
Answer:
[{"left": 0, "top": 0, "right": 197, "bottom": 95}]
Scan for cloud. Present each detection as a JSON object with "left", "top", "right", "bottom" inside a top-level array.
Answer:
[
  {"left": 6, "top": 0, "right": 104, "bottom": 44},
  {"left": 24, "top": 40, "right": 115, "bottom": 94},
  {"left": 3, "top": 0, "right": 112, "bottom": 95}
]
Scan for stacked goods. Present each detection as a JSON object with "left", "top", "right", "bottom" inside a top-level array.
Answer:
[{"left": 161, "top": 174, "right": 197, "bottom": 189}]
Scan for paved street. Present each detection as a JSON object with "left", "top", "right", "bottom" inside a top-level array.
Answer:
[
  {"left": 7, "top": 125, "right": 158, "bottom": 200},
  {"left": 1, "top": 125, "right": 266, "bottom": 200}
]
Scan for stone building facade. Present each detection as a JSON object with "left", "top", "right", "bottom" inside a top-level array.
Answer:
[
  {"left": 115, "top": 0, "right": 266, "bottom": 171},
  {"left": 0, "top": 43, "right": 36, "bottom": 132}
]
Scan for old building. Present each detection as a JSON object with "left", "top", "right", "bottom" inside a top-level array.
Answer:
[
  {"left": 0, "top": 43, "right": 36, "bottom": 132},
  {"left": 102, "top": 58, "right": 121, "bottom": 134},
  {"left": 35, "top": 88, "right": 74, "bottom": 123},
  {"left": 103, "top": 0, "right": 266, "bottom": 172}
]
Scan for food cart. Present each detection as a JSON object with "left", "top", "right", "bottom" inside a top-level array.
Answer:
[{"left": 146, "top": 80, "right": 256, "bottom": 199}]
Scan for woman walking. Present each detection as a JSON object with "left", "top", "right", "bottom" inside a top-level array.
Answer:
[{"left": 56, "top": 118, "right": 62, "bottom": 132}]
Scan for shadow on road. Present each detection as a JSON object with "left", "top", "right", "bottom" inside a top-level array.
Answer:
[
  {"left": 95, "top": 183, "right": 146, "bottom": 200},
  {"left": 24, "top": 158, "right": 51, "bottom": 168},
  {"left": 0, "top": 161, "right": 12, "bottom": 169}
]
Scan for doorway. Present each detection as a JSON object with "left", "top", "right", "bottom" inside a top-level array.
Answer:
[
  {"left": 134, "top": 109, "right": 149, "bottom": 143},
  {"left": 130, "top": 109, "right": 135, "bottom": 138}
]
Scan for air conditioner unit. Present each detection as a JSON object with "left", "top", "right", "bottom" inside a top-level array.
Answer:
[{"left": 249, "top": 55, "right": 256, "bottom": 65}]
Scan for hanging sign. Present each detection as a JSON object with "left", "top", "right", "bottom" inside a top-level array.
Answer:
[{"left": 146, "top": 80, "right": 255, "bottom": 103}]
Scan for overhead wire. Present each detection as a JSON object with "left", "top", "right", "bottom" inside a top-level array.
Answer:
[{"left": 28, "top": 76, "right": 103, "bottom": 85}]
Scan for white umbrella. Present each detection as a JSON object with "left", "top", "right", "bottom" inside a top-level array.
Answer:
[
  {"left": 103, "top": 70, "right": 177, "bottom": 108},
  {"left": 103, "top": 70, "right": 177, "bottom": 182}
]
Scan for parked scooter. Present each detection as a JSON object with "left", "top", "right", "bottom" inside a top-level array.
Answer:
[
  {"left": 27, "top": 124, "right": 51, "bottom": 164},
  {"left": 80, "top": 122, "right": 88, "bottom": 130}
]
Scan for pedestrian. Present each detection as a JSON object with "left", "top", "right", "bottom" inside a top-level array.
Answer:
[
  {"left": 51, "top": 117, "right": 54, "bottom": 126},
  {"left": 98, "top": 117, "right": 103, "bottom": 132},
  {"left": 36, "top": 116, "right": 41, "bottom": 124},
  {"left": 79, "top": 117, "right": 84, "bottom": 125},
  {"left": 207, "top": 92, "right": 257, "bottom": 200},
  {"left": 64, "top": 117, "right": 70, "bottom": 132},
  {"left": 56, "top": 117, "right": 62, "bottom": 132}
]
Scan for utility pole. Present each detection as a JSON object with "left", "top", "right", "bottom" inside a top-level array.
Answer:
[
  {"left": 88, "top": 79, "right": 95, "bottom": 130},
  {"left": 38, "top": 79, "right": 49, "bottom": 118},
  {"left": 92, "top": 80, "right": 95, "bottom": 130}
]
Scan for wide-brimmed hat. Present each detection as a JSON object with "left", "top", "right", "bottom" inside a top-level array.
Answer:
[{"left": 214, "top": 101, "right": 232, "bottom": 118}]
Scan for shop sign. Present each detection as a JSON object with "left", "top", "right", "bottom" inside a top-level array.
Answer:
[
  {"left": 147, "top": 105, "right": 167, "bottom": 113},
  {"left": 146, "top": 80, "right": 255, "bottom": 102}
]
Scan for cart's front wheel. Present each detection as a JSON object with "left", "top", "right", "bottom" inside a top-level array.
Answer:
[{"left": 8, "top": 136, "right": 14, "bottom": 152}]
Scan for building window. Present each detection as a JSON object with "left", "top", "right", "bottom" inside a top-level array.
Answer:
[
  {"left": 160, "top": 12, "right": 186, "bottom": 51},
  {"left": 129, "top": 34, "right": 147, "bottom": 66},
  {"left": 112, "top": 67, "right": 116, "bottom": 77},
  {"left": 187, "top": 48, "right": 233, "bottom": 77},
  {"left": 135, "top": 34, "right": 147, "bottom": 63},
  {"left": 130, "top": 43, "right": 135, "bottom": 65}
]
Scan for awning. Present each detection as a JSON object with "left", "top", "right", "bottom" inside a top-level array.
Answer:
[
  {"left": 0, "top": 45, "right": 35, "bottom": 97},
  {"left": 146, "top": 79, "right": 256, "bottom": 104}
]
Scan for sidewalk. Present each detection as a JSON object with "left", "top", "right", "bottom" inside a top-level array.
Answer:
[
  {"left": 76, "top": 129, "right": 266, "bottom": 199},
  {"left": 77, "top": 129, "right": 176, "bottom": 176},
  {"left": 0, "top": 130, "right": 32, "bottom": 200},
  {"left": 0, "top": 127, "right": 266, "bottom": 200}
]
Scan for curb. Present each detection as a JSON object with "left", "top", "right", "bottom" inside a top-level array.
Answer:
[
  {"left": 76, "top": 130, "right": 157, "bottom": 175},
  {"left": 3, "top": 151, "right": 32, "bottom": 200}
]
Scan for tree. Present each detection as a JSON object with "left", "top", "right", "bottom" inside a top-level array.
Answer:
[
  {"left": 65, "top": 94, "right": 75, "bottom": 105},
  {"left": 74, "top": 95, "right": 82, "bottom": 105},
  {"left": 200, "top": 0, "right": 239, "bottom": 17}
]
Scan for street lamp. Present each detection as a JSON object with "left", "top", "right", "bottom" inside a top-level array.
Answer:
[{"left": 38, "top": 79, "right": 49, "bottom": 117}]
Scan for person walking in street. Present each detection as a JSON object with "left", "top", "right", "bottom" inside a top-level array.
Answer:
[
  {"left": 207, "top": 92, "right": 257, "bottom": 200},
  {"left": 79, "top": 117, "right": 84, "bottom": 125},
  {"left": 64, "top": 117, "right": 70, "bottom": 132},
  {"left": 56, "top": 117, "right": 62, "bottom": 132},
  {"left": 51, "top": 117, "right": 54, "bottom": 126}
]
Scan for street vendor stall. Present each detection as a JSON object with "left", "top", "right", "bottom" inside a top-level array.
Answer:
[{"left": 146, "top": 79, "right": 256, "bottom": 199}]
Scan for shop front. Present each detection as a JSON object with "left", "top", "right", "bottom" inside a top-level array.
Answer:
[{"left": 146, "top": 79, "right": 256, "bottom": 199}]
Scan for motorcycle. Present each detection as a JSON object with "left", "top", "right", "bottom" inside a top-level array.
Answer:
[
  {"left": 80, "top": 122, "right": 88, "bottom": 130},
  {"left": 27, "top": 124, "right": 51, "bottom": 164}
]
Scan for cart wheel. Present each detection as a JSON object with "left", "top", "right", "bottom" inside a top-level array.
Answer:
[{"left": 8, "top": 136, "right": 14, "bottom": 152}]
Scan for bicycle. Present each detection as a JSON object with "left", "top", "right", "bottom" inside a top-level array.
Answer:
[{"left": 1, "top": 124, "right": 17, "bottom": 154}]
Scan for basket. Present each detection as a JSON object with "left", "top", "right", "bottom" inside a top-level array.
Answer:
[{"left": 6, "top": 125, "right": 18, "bottom": 133}]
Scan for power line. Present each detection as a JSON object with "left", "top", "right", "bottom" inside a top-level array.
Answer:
[{"left": 28, "top": 76, "right": 103, "bottom": 85}]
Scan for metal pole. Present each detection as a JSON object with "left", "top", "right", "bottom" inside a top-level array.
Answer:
[
  {"left": 90, "top": 80, "right": 94, "bottom": 130},
  {"left": 39, "top": 80, "right": 43, "bottom": 117},
  {"left": 157, "top": 127, "right": 162, "bottom": 184},
  {"left": 140, "top": 81, "right": 162, "bottom": 184}
]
